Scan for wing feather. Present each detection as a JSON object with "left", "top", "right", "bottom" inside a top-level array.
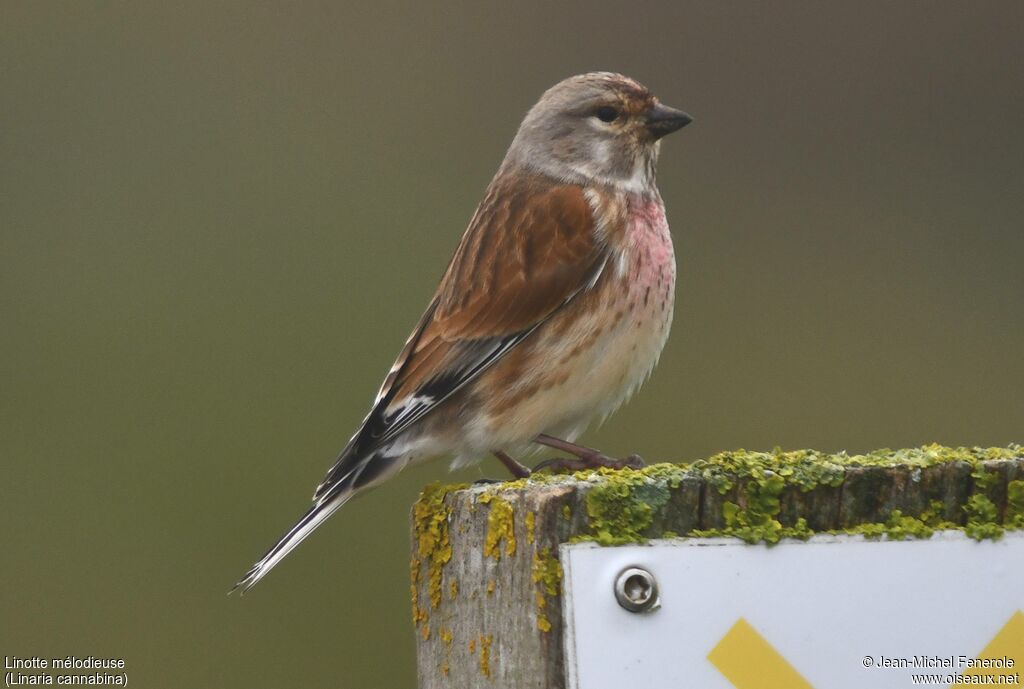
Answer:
[{"left": 313, "top": 175, "right": 606, "bottom": 500}]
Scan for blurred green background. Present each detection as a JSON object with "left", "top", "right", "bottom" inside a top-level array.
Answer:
[{"left": 2, "top": 2, "right": 1022, "bottom": 687}]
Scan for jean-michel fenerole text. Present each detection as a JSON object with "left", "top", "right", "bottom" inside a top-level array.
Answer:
[{"left": 871, "top": 655, "right": 1016, "bottom": 670}]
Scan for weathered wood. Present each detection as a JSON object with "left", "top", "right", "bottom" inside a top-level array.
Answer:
[{"left": 410, "top": 445, "right": 1024, "bottom": 688}]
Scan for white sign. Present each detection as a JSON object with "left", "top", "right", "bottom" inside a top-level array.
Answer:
[{"left": 561, "top": 531, "right": 1024, "bottom": 689}]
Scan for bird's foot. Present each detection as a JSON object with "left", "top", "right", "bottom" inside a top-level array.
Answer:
[
  {"left": 533, "top": 451, "right": 645, "bottom": 474},
  {"left": 531, "top": 433, "right": 645, "bottom": 473},
  {"left": 493, "top": 450, "right": 532, "bottom": 479}
]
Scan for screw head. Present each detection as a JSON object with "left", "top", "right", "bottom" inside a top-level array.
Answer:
[{"left": 614, "top": 566, "right": 660, "bottom": 613}]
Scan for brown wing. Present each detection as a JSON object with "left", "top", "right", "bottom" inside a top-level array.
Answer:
[
  {"left": 434, "top": 179, "right": 604, "bottom": 337},
  {"left": 388, "top": 177, "right": 606, "bottom": 399},
  {"left": 312, "top": 176, "right": 607, "bottom": 501}
]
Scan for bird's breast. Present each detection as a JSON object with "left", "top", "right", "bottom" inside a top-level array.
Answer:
[
  {"left": 463, "top": 192, "right": 676, "bottom": 452},
  {"left": 618, "top": 194, "right": 675, "bottom": 293},
  {"left": 600, "top": 193, "right": 676, "bottom": 404}
]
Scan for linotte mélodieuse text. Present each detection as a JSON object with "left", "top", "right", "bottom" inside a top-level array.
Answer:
[
  {"left": 5, "top": 656, "right": 126, "bottom": 686},
  {"left": 873, "top": 655, "right": 1015, "bottom": 669}
]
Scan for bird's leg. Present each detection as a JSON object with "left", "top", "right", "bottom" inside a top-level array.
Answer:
[
  {"left": 493, "top": 450, "right": 532, "bottom": 479},
  {"left": 531, "top": 433, "right": 645, "bottom": 472}
]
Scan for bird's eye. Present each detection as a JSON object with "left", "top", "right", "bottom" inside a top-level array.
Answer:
[{"left": 594, "top": 106, "right": 620, "bottom": 123}]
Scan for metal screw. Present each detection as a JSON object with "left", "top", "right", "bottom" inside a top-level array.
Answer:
[{"left": 614, "top": 566, "right": 660, "bottom": 613}]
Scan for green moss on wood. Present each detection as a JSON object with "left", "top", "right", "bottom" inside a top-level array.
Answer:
[
  {"left": 720, "top": 472, "right": 790, "bottom": 544},
  {"left": 964, "top": 494, "right": 1003, "bottom": 540},
  {"left": 1007, "top": 480, "right": 1024, "bottom": 528},
  {"left": 413, "top": 444, "right": 1022, "bottom": 669},
  {"left": 972, "top": 465, "right": 1001, "bottom": 491},
  {"left": 581, "top": 469, "right": 670, "bottom": 545},
  {"left": 844, "top": 504, "right": 957, "bottom": 541},
  {"left": 413, "top": 446, "right": 1021, "bottom": 637},
  {"left": 492, "top": 444, "right": 1020, "bottom": 546},
  {"left": 627, "top": 444, "right": 1019, "bottom": 544}
]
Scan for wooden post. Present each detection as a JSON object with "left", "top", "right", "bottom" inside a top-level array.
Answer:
[{"left": 410, "top": 445, "right": 1024, "bottom": 688}]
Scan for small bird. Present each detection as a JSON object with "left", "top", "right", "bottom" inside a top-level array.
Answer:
[{"left": 232, "top": 72, "right": 692, "bottom": 593}]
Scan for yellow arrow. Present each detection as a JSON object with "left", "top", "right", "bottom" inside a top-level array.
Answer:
[
  {"left": 959, "top": 610, "right": 1023, "bottom": 687},
  {"left": 707, "top": 617, "right": 814, "bottom": 689},
  {"left": 708, "top": 612, "right": 1023, "bottom": 689}
]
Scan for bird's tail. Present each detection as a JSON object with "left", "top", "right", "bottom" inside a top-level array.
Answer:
[
  {"left": 230, "top": 444, "right": 409, "bottom": 594},
  {"left": 230, "top": 484, "right": 356, "bottom": 595}
]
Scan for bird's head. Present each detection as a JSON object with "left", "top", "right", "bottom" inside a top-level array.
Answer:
[{"left": 504, "top": 72, "right": 692, "bottom": 193}]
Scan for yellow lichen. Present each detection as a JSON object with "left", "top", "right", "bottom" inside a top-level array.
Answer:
[
  {"left": 525, "top": 511, "right": 535, "bottom": 545},
  {"left": 410, "top": 557, "right": 425, "bottom": 627},
  {"left": 486, "top": 579, "right": 495, "bottom": 595},
  {"left": 439, "top": 626, "right": 453, "bottom": 677},
  {"left": 532, "top": 548, "right": 562, "bottom": 595},
  {"left": 535, "top": 591, "right": 551, "bottom": 633},
  {"left": 449, "top": 578, "right": 459, "bottom": 600},
  {"left": 479, "top": 634, "right": 493, "bottom": 678},
  {"left": 531, "top": 548, "right": 563, "bottom": 633},
  {"left": 411, "top": 482, "right": 466, "bottom": 637},
  {"left": 480, "top": 493, "right": 516, "bottom": 559}
]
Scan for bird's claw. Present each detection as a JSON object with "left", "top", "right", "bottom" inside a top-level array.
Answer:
[{"left": 622, "top": 453, "right": 645, "bottom": 469}]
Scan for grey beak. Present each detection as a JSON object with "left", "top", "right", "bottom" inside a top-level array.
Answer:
[{"left": 646, "top": 103, "right": 693, "bottom": 139}]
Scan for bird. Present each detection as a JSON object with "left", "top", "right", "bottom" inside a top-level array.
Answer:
[{"left": 232, "top": 72, "right": 692, "bottom": 593}]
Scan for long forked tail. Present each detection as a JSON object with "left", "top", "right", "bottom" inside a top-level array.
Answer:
[{"left": 230, "top": 486, "right": 355, "bottom": 595}]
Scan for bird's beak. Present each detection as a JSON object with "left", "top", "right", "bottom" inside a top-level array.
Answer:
[{"left": 645, "top": 103, "right": 693, "bottom": 139}]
